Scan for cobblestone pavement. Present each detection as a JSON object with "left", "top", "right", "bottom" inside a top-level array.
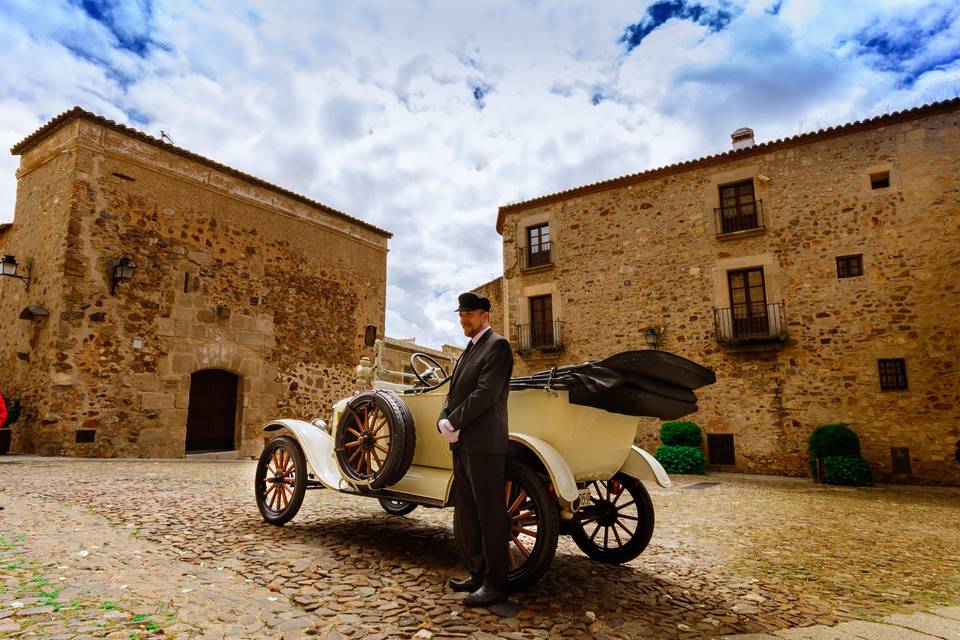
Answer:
[{"left": 0, "top": 458, "right": 957, "bottom": 639}]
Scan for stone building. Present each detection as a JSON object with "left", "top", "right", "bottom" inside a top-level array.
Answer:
[
  {"left": 379, "top": 336, "right": 459, "bottom": 386},
  {"left": 494, "top": 98, "right": 960, "bottom": 485},
  {"left": 0, "top": 108, "right": 390, "bottom": 458}
]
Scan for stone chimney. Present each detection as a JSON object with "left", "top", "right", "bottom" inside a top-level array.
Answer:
[{"left": 731, "top": 127, "right": 755, "bottom": 150}]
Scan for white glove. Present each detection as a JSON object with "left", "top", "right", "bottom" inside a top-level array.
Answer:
[{"left": 438, "top": 419, "right": 460, "bottom": 443}]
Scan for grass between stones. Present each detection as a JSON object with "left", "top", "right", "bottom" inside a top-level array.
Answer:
[{"left": 0, "top": 532, "right": 190, "bottom": 639}]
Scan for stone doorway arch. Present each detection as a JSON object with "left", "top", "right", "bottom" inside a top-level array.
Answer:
[{"left": 185, "top": 369, "right": 240, "bottom": 452}]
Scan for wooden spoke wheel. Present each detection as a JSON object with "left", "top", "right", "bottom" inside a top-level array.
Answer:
[
  {"left": 570, "top": 473, "right": 654, "bottom": 564},
  {"left": 378, "top": 497, "right": 418, "bottom": 516},
  {"left": 335, "top": 391, "right": 415, "bottom": 490},
  {"left": 455, "top": 461, "right": 559, "bottom": 593},
  {"left": 255, "top": 435, "right": 307, "bottom": 526}
]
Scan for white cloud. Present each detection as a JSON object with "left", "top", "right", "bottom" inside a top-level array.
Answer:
[{"left": 0, "top": 0, "right": 958, "bottom": 349}]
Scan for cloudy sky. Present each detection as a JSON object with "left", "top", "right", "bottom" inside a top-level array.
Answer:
[{"left": 1, "top": 0, "right": 958, "bottom": 348}]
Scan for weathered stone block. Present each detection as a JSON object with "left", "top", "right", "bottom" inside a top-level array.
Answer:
[
  {"left": 141, "top": 392, "right": 175, "bottom": 410},
  {"left": 172, "top": 354, "right": 195, "bottom": 374}
]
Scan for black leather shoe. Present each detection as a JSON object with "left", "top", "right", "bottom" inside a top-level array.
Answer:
[
  {"left": 448, "top": 576, "right": 483, "bottom": 592},
  {"left": 463, "top": 584, "right": 509, "bottom": 607}
]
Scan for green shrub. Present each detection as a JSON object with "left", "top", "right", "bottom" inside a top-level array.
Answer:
[
  {"left": 822, "top": 455, "right": 873, "bottom": 486},
  {"left": 6, "top": 397, "right": 21, "bottom": 425},
  {"left": 808, "top": 423, "right": 861, "bottom": 458},
  {"left": 655, "top": 445, "right": 705, "bottom": 475},
  {"left": 660, "top": 421, "right": 703, "bottom": 447}
]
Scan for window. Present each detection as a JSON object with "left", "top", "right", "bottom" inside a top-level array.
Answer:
[
  {"left": 529, "top": 295, "right": 554, "bottom": 348},
  {"left": 707, "top": 433, "right": 735, "bottom": 465},
  {"left": 870, "top": 171, "right": 890, "bottom": 189},
  {"left": 727, "top": 268, "right": 768, "bottom": 339},
  {"left": 526, "top": 224, "right": 551, "bottom": 268},
  {"left": 878, "top": 358, "right": 908, "bottom": 390},
  {"left": 717, "top": 180, "right": 759, "bottom": 233},
  {"left": 836, "top": 254, "right": 863, "bottom": 278},
  {"left": 75, "top": 429, "right": 96, "bottom": 443},
  {"left": 890, "top": 447, "right": 912, "bottom": 475}
]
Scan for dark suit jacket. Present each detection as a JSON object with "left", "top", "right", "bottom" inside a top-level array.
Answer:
[{"left": 439, "top": 329, "right": 514, "bottom": 455}]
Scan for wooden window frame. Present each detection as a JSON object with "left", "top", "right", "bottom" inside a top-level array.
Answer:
[
  {"left": 529, "top": 294, "right": 554, "bottom": 348},
  {"left": 526, "top": 224, "right": 551, "bottom": 269},
  {"left": 717, "top": 180, "right": 759, "bottom": 233},
  {"left": 878, "top": 358, "right": 908, "bottom": 391},
  {"left": 836, "top": 254, "right": 863, "bottom": 278},
  {"left": 707, "top": 433, "right": 736, "bottom": 466}
]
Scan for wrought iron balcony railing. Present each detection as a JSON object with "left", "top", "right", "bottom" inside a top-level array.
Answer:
[
  {"left": 514, "top": 320, "right": 565, "bottom": 352},
  {"left": 517, "top": 242, "right": 552, "bottom": 270},
  {"left": 714, "top": 199, "right": 765, "bottom": 234},
  {"left": 713, "top": 302, "right": 787, "bottom": 344}
]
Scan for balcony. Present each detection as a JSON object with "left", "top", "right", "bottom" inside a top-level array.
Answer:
[
  {"left": 514, "top": 320, "right": 565, "bottom": 353},
  {"left": 714, "top": 199, "right": 765, "bottom": 235},
  {"left": 713, "top": 302, "right": 787, "bottom": 346},
  {"left": 517, "top": 242, "right": 553, "bottom": 271}
]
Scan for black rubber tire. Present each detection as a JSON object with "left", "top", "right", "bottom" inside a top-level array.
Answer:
[
  {"left": 454, "top": 460, "right": 559, "bottom": 592},
  {"left": 570, "top": 473, "right": 654, "bottom": 564},
  {"left": 378, "top": 497, "right": 418, "bottom": 516},
  {"left": 255, "top": 435, "right": 307, "bottom": 526},
  {"left": 335, "top": 390, "right": 416, "bottom": 489}
]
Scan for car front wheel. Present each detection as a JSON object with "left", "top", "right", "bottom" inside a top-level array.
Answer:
[{"left": 255, "top": 435, "right": 307, "bottom": 526}]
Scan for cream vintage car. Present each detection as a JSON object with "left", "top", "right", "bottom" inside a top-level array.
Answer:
[{"left": 255, "top": 327, "right": 715, "bottom": 591}]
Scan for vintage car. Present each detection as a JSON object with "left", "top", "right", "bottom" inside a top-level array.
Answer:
[{"left": 255, "top": 328, "right": 715, "bottom": 591}]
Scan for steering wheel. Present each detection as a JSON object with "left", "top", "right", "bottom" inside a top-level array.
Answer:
[{"left": 411, "top": 352, "right": 450, "bottom": 387}]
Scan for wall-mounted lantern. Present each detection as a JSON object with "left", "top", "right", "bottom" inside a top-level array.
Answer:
[
  {"left": 644, "top": 326, "right": 662, "bottom": 348},
  {"left": 0, "top": 255, "right": 31, "bottom": 290},
  {"left": 111, "top": 257, "right": 135, "bottom": 294}
]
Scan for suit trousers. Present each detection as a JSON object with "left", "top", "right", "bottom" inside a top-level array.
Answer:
[{"left": 452, "top": 447, "right": 509, "bottom": 589}]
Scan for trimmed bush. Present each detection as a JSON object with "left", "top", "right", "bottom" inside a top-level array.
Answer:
[
  {"left": 822, "top": 456, "right": 873, "bottom": 486},
  {"left": 808, "top": 423, "right": 860, "bottom": 458},
  {"left": 655, "top": 445, "right": 705, "bottom": 475},
  {"left": 6, "top": 397, "right": 21, "bottom": 425},
  {"left": 660, "top": 421, "right": 703, "bottom": 447}
]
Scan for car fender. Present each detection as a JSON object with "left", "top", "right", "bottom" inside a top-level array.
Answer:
[
  {"left": 618, "top": 445, "right": 672, "bottom": 488},
  {"left": 262, "top": 419, "right": 343, "bottom": 490},
  {"left": 509, "top": 433, "right": 579, "bottom": 507}
]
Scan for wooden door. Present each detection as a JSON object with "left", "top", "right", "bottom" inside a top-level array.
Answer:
[
  {"left": 529, "top": 295, "right": 554, "bottom": 348},
  {"left": 727, "top": 268, "right": 768, "bottom": 339},
  {"left": 186, "top": 370, "right": 238, "bottom": 452}
]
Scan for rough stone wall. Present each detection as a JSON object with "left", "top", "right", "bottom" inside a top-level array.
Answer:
[
  {"left": 501, "top": 107, "right": 960, "bottom": 485},
  {"left": 0, "top": 122, "right": 81, "bottom": 452},
  {"left": 472, "top": 276, "right": 506, "bottom": 337},
  {"left": 2, "top": 118, "right": 387, "bottom": 458}
]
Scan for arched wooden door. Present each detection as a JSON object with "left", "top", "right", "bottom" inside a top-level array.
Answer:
[{"left": 185, "top": 370, "right": 238, "bottom": 452}]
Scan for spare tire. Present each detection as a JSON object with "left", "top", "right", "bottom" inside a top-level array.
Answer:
[{"left": 335, "top": 390, "right": 416, "bottom": 489}]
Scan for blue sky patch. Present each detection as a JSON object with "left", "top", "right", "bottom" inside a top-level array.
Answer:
[
  {"left": 620, "top": 0, "right": 740, "bottom": 52},
  {"left": 75, "top": 0, "right": 155, "bottom": 57},
  {"left": 855, "top": 11, "right": 959, "bottom": 87},
  {"left": 471, "top": 81, "right": 491, "bottom": 110}
]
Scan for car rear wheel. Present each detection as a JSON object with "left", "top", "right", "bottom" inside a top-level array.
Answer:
[
  {"left": 378, "top": 497, "right": 418, "bottom": 516},
  {"left": 335, "top": 390, "right": 416, "bottom": 490},
  {"left": 454, "top": 461, "right": 559, "bottom": 592},
  {"left": 255, "top": 435, "right": 307, "bottom": 526},
  {"left": 570, "top": 473, "right": 654, "bottom": 564}
]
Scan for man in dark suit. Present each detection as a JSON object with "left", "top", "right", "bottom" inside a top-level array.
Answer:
[{"left": 438, "top": 292, "right": 514, "bottom": 607}]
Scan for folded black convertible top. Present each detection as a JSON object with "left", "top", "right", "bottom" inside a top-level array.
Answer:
[{"left": 509, "top": 350, "right": 716, "bottom": 420}]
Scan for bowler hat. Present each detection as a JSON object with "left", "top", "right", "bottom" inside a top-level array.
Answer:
[{"left": 456, "top": 292, "right": 491, "bottom": 312}]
